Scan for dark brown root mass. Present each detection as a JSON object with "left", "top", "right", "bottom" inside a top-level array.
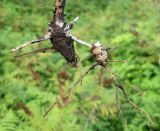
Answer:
[{"left": 49, "top": 25, "right": 77, "bottom": 67}]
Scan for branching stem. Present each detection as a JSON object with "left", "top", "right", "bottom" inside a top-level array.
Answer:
[
  {"left": 107, "top": 65, "right": 128, "bottom": 131},
  {"left": 43, "top": 63, "right": 98, "bottom": 117},
  {"left": 68, "top": 33, "right": 92, "bottom": 48},
  {"left": 107, "top": 65, "right": 153, "bottom": 124}
]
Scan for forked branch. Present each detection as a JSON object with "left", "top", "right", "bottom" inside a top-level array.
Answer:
[{"left": 107, "top": 65, "right": 153, "bottom": 124}]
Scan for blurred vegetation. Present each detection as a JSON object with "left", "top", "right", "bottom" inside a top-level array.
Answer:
[{"left": 0, "top": 0, "right": 160, "bottom": 130}]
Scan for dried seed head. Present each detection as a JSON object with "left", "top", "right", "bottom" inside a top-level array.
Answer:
[{"left": 91, "top": 41, "right": 108, "bottom": 67}]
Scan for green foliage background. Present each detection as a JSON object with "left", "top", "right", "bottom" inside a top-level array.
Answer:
[{"left": 0, "top": 0, "right": 159, "bottom": 130}]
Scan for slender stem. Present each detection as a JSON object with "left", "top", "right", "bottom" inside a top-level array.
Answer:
[
  {"left": 11, "top": 33, "right": 51, "bottom": 52},
  {"left": 69, "top": 63, "right": 98, "bottom": 91},
  {"left": 77, "top": 54, "right": 93, "bottom": 66},
  {"left": 108, "top": 60, "right": 128, "bottom": 63},
  {"left": 120, "top": 87, "right": 154, "bottom": 124},
  {"left": 43, "top": 63, "right": 98, "bottom": 117},
  {"left": 107, "top": 65, "right": 128, "bottom": 131},
  {"left": 68, "top": 33, "right": 92, "bottom": 48},
  {"left": 107, "top": 65, "right": 153, "bottom": 124},
  {"left": 15, "top": 47, "right": 54, "bottom": 58},
  {"left": 43, "top": 101, "right": 57, "bottom": 118},
  {"left": 64, "top": 16, "right": 79, "bottom": 31}
]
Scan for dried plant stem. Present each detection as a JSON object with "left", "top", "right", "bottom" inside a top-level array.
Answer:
[
  {"left": 108, "top": 60, "right": 128, "bottom": 63},
  {"left": 63, "top": 63, "right": 98, "bottom": 102},
  {"left": 68, "top": 63, "right": 98, "bottom": 91},
  {"left": 11, "top": 33, "right": 51, "bottom": 52},
  {"left": 43, "top": 63, "right": 98, "bottom": 117},
  {"left": 77, "top": 54, "right": 93, "bottom": 66},
  {"left": 67, "top": 63, "right": 98, "bottom": 106},
  {"left": 43, "top": 101, "right": 57, "bottom": 118},
  {"left": 107, "top": 66, "right": 128, "bottom": 131},
  {"left": 15, "top": 47, "right": 54, "bottom": 58},
  {"left": 64, "top": 16, "right": 92, "bottom": 48},
  {"left": 107, "top": 65, "right": 153, "bottom": 125},
  {"left": 120, "top": 87, "right": 153, "bottom": 124},
  {"left": 67, "top": 33, "right": 92, "bottom": 48},
  {"left": 64, "top": 16, "right": 79, "bottom": 31}
]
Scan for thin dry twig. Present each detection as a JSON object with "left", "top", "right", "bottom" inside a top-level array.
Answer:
[
  {"left": 68, "top": 63, "right": 99, "bottom": 91},
  {"left": 43, "top": 101, "right": 57, "bottom": 118},
  {"left": 77, "top": 55, "right": 92, "bottom": 66},
  {"left": 107, "top": 66, "right": 128, "bottom": 131},
  {"left": 64, "top": 16, "right": 92, "bottom": 48},
  {"left": 64, "top": 16, "right": 79, "bottom": 31},
  {"left": 108, "top": 60, "right": 128, "bottom": 63},
  {"left": 11, "top": 33, "right": 51, "bottom": 52},
  {"left": 15, "top": 47, "right": 54, "bottom": 58},
  {"left": 107, "top": 65, "right": 153, "bottom": 125},
  {"left": 43, "top": 63, "right": 98, "bottom": 117},
  {"left": 120, "top": 87, "right": 153, "bottom": 124},
  {"left": 67, "top": 33, "right": 93, "bottom": 48}
]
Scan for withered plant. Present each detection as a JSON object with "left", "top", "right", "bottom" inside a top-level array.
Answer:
[{"left": 11, "top": 0, "right": 153, "bottom": 128}]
